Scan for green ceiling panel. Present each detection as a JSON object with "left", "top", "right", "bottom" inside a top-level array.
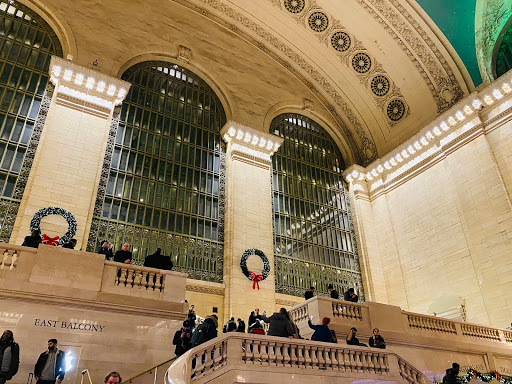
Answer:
[{"left": 416, "top": 0, "right": 482, "bottom": 86}]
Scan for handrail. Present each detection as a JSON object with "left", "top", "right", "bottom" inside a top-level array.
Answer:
[{"left": 125, "top": 356, "right": 178, "bottom": 383}]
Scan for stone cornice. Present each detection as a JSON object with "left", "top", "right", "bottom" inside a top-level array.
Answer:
[
  {"left": 220, "top": 121, "right": 284, "bottom": 169},
  {"left": 49, "top": 56, "right": 131, "bottom": 119},
  {"left": 344, "top": 72, "right": 512, "bottom": 200}
]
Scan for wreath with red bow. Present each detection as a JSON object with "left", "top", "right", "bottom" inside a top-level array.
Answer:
[
  {"left": 240, "top": 249, "right": 270, "bottom": 290},
  {"left": 30, "top": 207, "right": 77, "bottom": 246}
]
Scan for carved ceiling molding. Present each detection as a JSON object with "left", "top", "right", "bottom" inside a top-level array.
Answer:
[
  {"left": 270, "top": 0, "right": 409, "bottom": 126},
  {"left": 170, "top": 0, "right": 378, "bottom": 165},
  {"left": 354, "top": 0, "right": 465, "bottom": 113}
]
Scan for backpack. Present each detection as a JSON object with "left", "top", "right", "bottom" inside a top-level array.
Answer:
[{"left": 190, "top": 322, "right": 210, "bottom": 347}]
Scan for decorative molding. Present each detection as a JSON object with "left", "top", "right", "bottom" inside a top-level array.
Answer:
[
  {"left": 355, "top": 0, "right": 464, "bottom": 113},
  {"left": 177, "top": 45, "right": 192, "bottom": 63},
  {"left": 0, "top": 289, "right": 186, "bottom": 320},
  {"left": 186, "top": 284, "right": 225, "bottom": 296},
  {"left": 49, "top": 56, "right": 131, "bottom": 119},
  {"left": 344, "top": 73, "right": 512, "bottom": 200},
  {"left": 221, "top": 121, "right": 284, "bottom": 168},
  {"left": 171, "top": 0, "right": 377, "bottom": 165},
  {"left": 276, "top": 298, "right": 302, "bottom": 306},
  {"left": 303, "top": 98, "right": 314, "bottom": 111},
  {"left": 270, "top": 0, "right": 409, "bottom": 124}
]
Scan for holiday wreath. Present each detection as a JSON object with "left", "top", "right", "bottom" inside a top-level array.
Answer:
[
  {"left": 240, "top": 248, "right": 271, "bottom": 290},
  {"left": 30, "top": 207, "right": 77, "bottom": 245}
]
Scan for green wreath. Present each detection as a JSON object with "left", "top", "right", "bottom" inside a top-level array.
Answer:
[{"left": 240, "top": 249, "right": 270, "bottom": 290}]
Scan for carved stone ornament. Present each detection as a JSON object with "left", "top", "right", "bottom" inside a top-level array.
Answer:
[
  {"left": 49, "top": 56, "right": 131, "bottom": 119},
  {"left": 177, "top": 45, "right": 192, "bottom": 63}
]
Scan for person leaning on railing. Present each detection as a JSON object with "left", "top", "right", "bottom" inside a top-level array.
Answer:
[
  {"left": 96, "top": 240, "right": 114, "bottom": 260},
  {"left": 261, "top": 308, "right": 294, "bottom": 338},
  {"left": 113, "top": 243, "right": 132, "bottom": 264}
]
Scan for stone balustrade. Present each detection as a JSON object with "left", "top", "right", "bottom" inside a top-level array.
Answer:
[
  {"left": 287, "top": 297, "right": 512, "bottom": 380},
  {"left": 166, "top": 332, "right": 429, "bottom": 384},
  {"left": 0, "top": 243, "right": 188, "bottom": 316},
  {"left": 0, "top": 246, "right": 20, "bottom": 270}
]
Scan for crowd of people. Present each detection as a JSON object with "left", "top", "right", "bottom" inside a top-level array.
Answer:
[{"left": 0, "top": 331, "right": 121, "bottom": 384}]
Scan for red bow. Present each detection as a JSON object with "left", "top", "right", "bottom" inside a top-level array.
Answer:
[
  {"left": 250, "top": 272, "right": 263, "bottom": 290},
  {"left": 42, "top": 234, "right": 60, "bottom": 246},
  {"left": 471, "top": 369, "right": 477, "bottom": 380},
  {"left": 495, "top": 371, "right": 501, "bottom": 381}
]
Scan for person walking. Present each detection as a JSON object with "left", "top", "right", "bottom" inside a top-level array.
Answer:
[
  {"left": 34, "top": 339, "right": 66, "bottom": 384},
  {"left": 0, "top": 330, "right": 19, "bottom": 384},
  {"left": 261, "top": 308, "right": 294, "bottom": 338}
]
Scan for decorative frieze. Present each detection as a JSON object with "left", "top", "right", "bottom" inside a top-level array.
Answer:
[
  {"left": 49, "top": 56, "right": 131, "bottom": 119},
  {"left": 220, "top": 121, "right": 284, "bottom": 168}
]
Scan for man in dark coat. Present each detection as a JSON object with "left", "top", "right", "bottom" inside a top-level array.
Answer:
[
  {"left": 0, "top": 330, "right": 19, "bottom": 384},
  {"left": 34, "top": 339, "right": 66, "bottom": 384},
  {"left": 442, "top": 363, "right": 460, "bottom": 384},
  {"left": 144, "top": 248, "right": 173, "bottom": 270},
  {"left": 304, "top": 287, "right": 315, "bottom": 300},
  {"left": 344, "top": 288, "right": 358, "bottom": 302},
  {"left": 328, "top": 284, "right": 339, "bottom": 299},
  {"left": 96, "top": 241, "right": 114, "bottom": 260},
  {"left": 113, "top": 243, "right": 132, "bottom": 264},
  {"left": 261, "top": 308, "right": 294, "bottom": 338},
  {"left": 308, "top": 317, "right": 333, "bottom": 343},
  {"left": 21, "top": 230, "right": 41, "bottom": 248}
]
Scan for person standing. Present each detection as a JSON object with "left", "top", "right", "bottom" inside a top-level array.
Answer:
[
  {"left": 261, "top": 308, "right": 294, "bottom": 338},
  {"left": 96, "top": 241, "right": 114, "bottom": 260},
  {"left": 344, "top": 288, "right": 358, "bottom": 302},
  {"left": 304, "top": 287, "right": 315, "bottom": 300},
  {"left": 442, "top": 363, "right": 460, "bottom": 384},
  {"left": 34, "top": 339, "right": 66, "bottom": 384},
  {"left": 0, "top": 330, "right": 19, "bottom": 384},
  {"left": 236, "top": 319, "right": 245, "bottom": 333},
  {"left": 113, "top": 243, "right": 132, "bottom": 264},
  {"left": 328, "top": 284, "right": 339, "bottom": 299},
  {"left": 22, "top": 230, "right": 42, "bottom": 248}
]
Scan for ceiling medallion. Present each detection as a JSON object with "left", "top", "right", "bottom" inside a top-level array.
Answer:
[
  {"left": 351, "top": 52, "right": 372, "bottom": 74},
  {"left": 308, "top": 12, "right": 329, "bottom": 32},
  {"left": 386, "top": 99, "right": 406, "bottom": 122},
  {"left": 370, "top": 75, "right": 390, "bottom": 97},
  {"left": 331, "top": 31, "right": 351, "bottom": 52},
  {"left": 284, "top": 0, "right": 305, "bottom": 13}
]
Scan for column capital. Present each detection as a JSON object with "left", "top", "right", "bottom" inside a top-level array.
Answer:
[
  {"left": 49, "top": 56, "right": 131, "bottom": 118},
  {"left": 221, "top": 121, "right": 284, "bottom": 168}
]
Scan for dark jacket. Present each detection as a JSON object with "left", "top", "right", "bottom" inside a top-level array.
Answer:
[
  {"left": 346, "top": 334, "right": 360, "bottom": 346},
  {"left": 22, "top": 235, "right": 41, "bottom": 248},
  {"left": 369, "top": 335, "right": 386, "bottom": 349},
  {"left": 34, "top": 349, "right": 66, "bottom": 380},
  {"left": 236, "top": 321, "right": 246, "bottom": 333},
  {"left": 0, "top": 341, "right": 19, "bottom": 380},
  {"left": 114, "top": 250, "right": 132, "bottom": 263},
  {"left": 96, "top": 245, "right": 114, "bottom": 260},
  {"left": 330, "top": 289, "right": 339, "bottom": 299},
  {"left": 308, "top": 320, "right": 332, "bottom": 342},
  {"left": 344, "top": 291, "right": 358, "bottom": 302},
  {"left": 305, "top": 290, "right": 314, "bottom": 300},
  {"left": 61, "top": 242, "right": 75, "bottom": 249},
  {"left": 262, "top": 313, "right": 294, "bottom": 337},
  {"left": 172, "top": 324, "right": 193, "bottom": 356},
  {"left": 442, "top": 369, "right": 459, "bottom": 384},
  {"left": 248, "top": 314, "right": 261, "bottom": 327},
  {"left": 144, "top": 249, "right": 173, "bottom": 270}
]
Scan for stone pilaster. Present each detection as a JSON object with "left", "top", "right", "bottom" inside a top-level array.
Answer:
[
  {"left": 11, "top": 57, "right": 130, "bottom": 248},
  {"left": 221, "top": 121, "right": 283, "bottom": 323}
]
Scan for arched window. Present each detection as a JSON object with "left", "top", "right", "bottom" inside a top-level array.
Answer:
[
  {"left": 88, "top": 62, "right": 226, "bottom": 283},
  {"left": 0, "top": 1, "right": 62, "bottom": 241},
  {"left": 271, "top": 114, "right": 363, "bottom": 298},
  {"left": 495, "top": 23, "right": 512, "bottom": 78}
]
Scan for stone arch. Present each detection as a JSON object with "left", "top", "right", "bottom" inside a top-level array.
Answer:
[
  {"left": 263, "top": 102, "right": 356, "bottom": 166},
  {"left": 14, "top": 0, "right": 77, "bottom": 58},
  {"left": 475, "top": 0, "right": 512, "bottom": 82},
  {"left": 113, "top": 51, "right": 235, "bottom": 124}
]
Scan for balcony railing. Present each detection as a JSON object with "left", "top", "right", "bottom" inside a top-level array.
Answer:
[{"left": 165, "top": 333, "right": 430, "bottom": 384}]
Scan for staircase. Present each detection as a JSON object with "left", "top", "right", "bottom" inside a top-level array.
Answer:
[{"left": 165, "top": 333, "right": 432, "bottom": 384}]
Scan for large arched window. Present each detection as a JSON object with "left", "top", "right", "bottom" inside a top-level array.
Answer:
[
  {"left": 0, "top": 1, "right": 62, "bottom": 241},
  {"left": 271, "top": 114, "right": 363, "bottom": 298},
  {"left": 88, "top": 62, "right": 226, "bottom": 282},
  {"left": 495, "top": 22, "right": 512, "bottom": 78}
]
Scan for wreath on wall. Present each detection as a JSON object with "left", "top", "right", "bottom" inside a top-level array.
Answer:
[
  {"left": 240, "top": 249, "right": 271, "bottom": 290},
  {"left": 30, "top": 207, "right": 77, "bottom": 245}
]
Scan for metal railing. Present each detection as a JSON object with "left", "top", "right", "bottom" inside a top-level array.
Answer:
[{"left": 124, "top": 356, "right": 178, "bottom": 384}]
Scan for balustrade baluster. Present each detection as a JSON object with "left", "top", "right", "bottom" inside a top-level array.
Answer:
[
  {"left": 0, "top": 250, "right": 8, "bottom": 269},
  {"left": 260, "top": 341, "right": 269, "bottom": 366},
  {"left": 324, "top": 348, "right": 332, "bottom": 369},
  {"left": 133, "top": 271, "right": 142, "bottom": 288},
  {"left": 282, "top": 342, "right": 291, "bottom": 367},
  {"left": 253, "top": 339, "right": 261, "bottom": 364},
  {"left": 267, "top": 342, "right": 277, "bottom": 367},
  {"left": 275, "top": 342, "right": 284, "bottom": 367},
  {"left": 336, "top": 349, "right": 345, "bottom": 372},
  {"left": 316, "top": 346, "right": 325, "bottom": 369},
  {"left": 303, "top": 345, "right": 312, "bottom": 369},
  {"left": 10, "top": 251, "right": 17, "bottom": 270}
]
